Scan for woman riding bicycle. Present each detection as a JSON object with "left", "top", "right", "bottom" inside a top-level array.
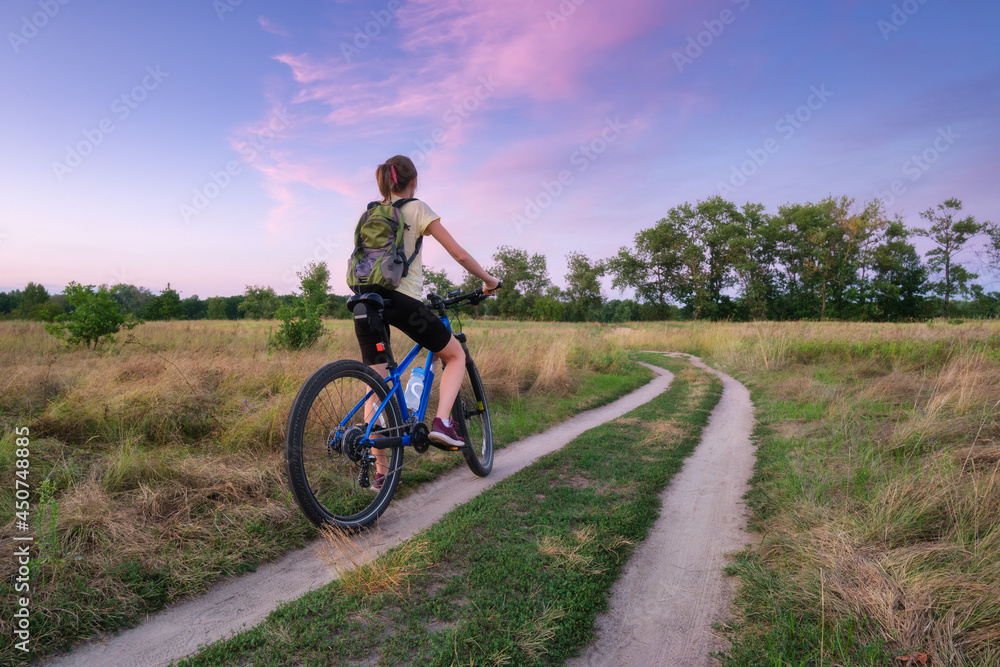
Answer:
[{"left": 352, "top": 155, "right": 499, "bottom": 489}]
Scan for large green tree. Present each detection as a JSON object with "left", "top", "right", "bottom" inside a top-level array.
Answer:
[
  {"left": 606, "top": 198, "right": 754, "bottom": 320},
  {"left": 564, "top": 251, "right": 604, "bottom": 321},
  {"left": 489, "top": 246, "right": 551, "bottom": 319},
  {"left": 11, "top": 282, "right": 62, "bottom": 321},
  {"left": 21, "top": 282, "right": 49, "bottom": 310},
  {"left": 774, "top": 197, "right": 885, "bottom": 319},
  {"left": 724, "top": 202, "right": 779, "bottom": 320},
  {"left": 0, "top": 290, "right": 19, "bottom": 316},
  {"left": 605, "top": 215, "right": 687, "bottom": 318},
  {"left": 672, "top": 197, "right": 744, "bottom": 320},
  {"left": 206, "top": 297, "right": 228, "bottom": 320},
  {"left": 145, "top": 284, "right": 185, "bottom": 321},
  {"left": 237, "top": 285, "right": 278, "bottom": 320},
  {"left": 869, "top": 220, "right": 927, "bottom": 321},
  {"left": 917, "top": 199, "right": 989, "bottom": 317},
  {"left": 182, "top": 295, "right": 207, "bottom": 320},
  {"left": 109, "top": 284, "right": 154, "bottom": 316}
]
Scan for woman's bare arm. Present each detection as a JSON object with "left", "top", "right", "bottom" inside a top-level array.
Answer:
[{"left": 426, "top": 219, "right": 499, "bottom": 292}]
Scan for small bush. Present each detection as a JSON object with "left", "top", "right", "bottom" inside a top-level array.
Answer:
[
  {"left": 268, "top": 261, "right": 329, "bottom": 351},
  {"left": 269, "top": 303, "right": 325, "bottom": 350},
  {"left": 45, "top": 282, "right": 141, "bottom": 349}
]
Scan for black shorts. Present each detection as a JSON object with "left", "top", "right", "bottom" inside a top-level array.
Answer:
[{"left": 352, "top": 286, "right": 453, "bottom": 366}]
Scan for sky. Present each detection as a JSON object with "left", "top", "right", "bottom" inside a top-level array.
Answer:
[{"left": 1, "top": 0, "right": 998, "bottom": 298}]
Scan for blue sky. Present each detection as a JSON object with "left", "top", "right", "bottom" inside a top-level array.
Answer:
[{"left": 1, "top": 0, "right": 998, "bottom": 298}]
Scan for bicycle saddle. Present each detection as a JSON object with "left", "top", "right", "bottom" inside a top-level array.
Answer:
[
  {"left": 347, "top": 292, "right": 386, "bottom": 313},
  {"left": 347, "top": 292, "right": 392, "bottom": 336}
]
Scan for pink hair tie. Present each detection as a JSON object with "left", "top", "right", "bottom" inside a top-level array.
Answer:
[{"left": 390, "top": 164, "right": 398, "bottom": 184}]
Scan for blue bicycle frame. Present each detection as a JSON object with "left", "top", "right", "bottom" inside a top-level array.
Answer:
[{"left": 347, "top": 312, "right": 455, "bottom": 447}]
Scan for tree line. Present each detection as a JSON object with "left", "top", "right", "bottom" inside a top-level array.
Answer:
[
  {"left": 0, "top": 282, "right": 354, "bottom": 323},
  {"left": 472, "top": 195, "right": 999, "bottom": 321},
  {"left": 4, "top": 195, "right": 998, "bottom": 327}
]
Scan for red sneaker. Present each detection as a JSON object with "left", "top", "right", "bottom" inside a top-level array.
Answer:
[{"left": 429, "top": 418, "right": 465, "bottom": 448}]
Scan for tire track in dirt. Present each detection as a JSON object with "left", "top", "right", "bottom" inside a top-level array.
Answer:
[
  {"left": 42, "top": 365, "right": 675, "bottom": 667},
  {"left": 569, "top": 353, "right": 756, "bottom": 667}
]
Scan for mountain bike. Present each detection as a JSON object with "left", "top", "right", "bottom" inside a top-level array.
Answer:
[{"left": 285, "top": 285, "right": 499, "bottom": 531}]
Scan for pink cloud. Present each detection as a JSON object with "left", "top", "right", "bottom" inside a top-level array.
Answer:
[
  {"left": 275, "top": 0, "right": 679, "bottom": 125},
  {"left": 396, "top": 0, "right": 675, "bottom": 99},
  {"left": 253, "top": 0, "right": 684, "bottom": 233}
]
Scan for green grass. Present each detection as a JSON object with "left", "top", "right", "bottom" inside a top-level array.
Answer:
[
  {"left": 178, "top": 354, "right": 722, "bottom": 666},
  {"left": 714, "top": 363, "right": 895, "bottom": 666},
  {"left": 721, "top": 551, "right": 891, "bottom": 667},
  {"left": 712, "top": 340, "right": 1000, "bottom": 666}
]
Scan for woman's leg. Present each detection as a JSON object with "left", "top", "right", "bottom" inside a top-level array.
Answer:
[
  {"left": 434, "top": 336, "right": 466, "bottom": 421},
  {"left": 366, "top": 362, "right": 389, "bottom": 476}
]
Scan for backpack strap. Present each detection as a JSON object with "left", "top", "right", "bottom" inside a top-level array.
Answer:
[{"left": 391, "top": 198, "right": 423, "bottom": 270}]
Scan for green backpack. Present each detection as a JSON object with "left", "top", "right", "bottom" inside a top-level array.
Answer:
[{"left": 346, "top": 198, "right": 422, "bottom": 290}]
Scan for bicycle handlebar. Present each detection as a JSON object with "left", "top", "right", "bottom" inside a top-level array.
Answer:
[{"left": 428, "top": 281, "right": 503, "bottom": 311}]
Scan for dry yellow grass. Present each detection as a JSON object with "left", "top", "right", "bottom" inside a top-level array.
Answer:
[
  {"left": 635, "top": 319, "right": 1000, "bottom": 664},
  {"left": 319, "top": 525, "right": 432, "bottom": 598},
  {"left": 0, "top": 317, "right": 634, "bottom": 656},
  {"left": 537, "top": 525, "right": 633, "bottom": 577},
  {"left": 3, "top": 320, "right": 625, "bottom": 452}
]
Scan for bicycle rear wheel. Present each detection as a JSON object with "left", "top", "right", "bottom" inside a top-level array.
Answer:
[
  {"left": 453, "top": 359, "right": 493, "bottom": 477},
  {"left": 285, "top": 360, "right": 403, "bottom": 530}
]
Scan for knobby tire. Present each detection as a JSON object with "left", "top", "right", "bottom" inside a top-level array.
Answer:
[
  {"left": 454, "top": 359, "right": 493, "bottom": 477},
  {"left": 285, "top": 360, "right": 403, "bottom": 531}
]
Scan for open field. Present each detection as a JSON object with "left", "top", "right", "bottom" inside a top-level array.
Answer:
[
  {"left": 0, "top": 319, "right": 644, "bottom": 662},
  {"left": 2, "top": 318, "right": 1000, "bottom": 665}
]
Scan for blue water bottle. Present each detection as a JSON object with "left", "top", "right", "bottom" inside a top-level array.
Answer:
[{"left": 404, "top": 366, "right": 425, "bottom": 411}]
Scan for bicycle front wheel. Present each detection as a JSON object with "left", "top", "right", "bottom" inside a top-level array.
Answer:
[
  {"left": 285, "top": 360, "right": 403, "bottom": 530},
  {"left": 453, "top": 359, "right": 493, "bottom": 477}
]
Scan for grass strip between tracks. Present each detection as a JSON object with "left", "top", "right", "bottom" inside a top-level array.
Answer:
[{"left": 178, "top": 353, "right": 722, "bottom": 666}]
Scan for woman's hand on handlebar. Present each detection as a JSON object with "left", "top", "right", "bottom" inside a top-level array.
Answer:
[{"left": 482, "top": 275, "right": 501, "bottom": 295}]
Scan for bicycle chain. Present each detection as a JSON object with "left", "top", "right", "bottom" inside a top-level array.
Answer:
[{"left": 344, "top": 418, "right": 431, "bottom": 480}]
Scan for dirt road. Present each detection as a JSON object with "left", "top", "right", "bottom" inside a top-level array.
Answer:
[
  {"left": 42, "top": 365, "right": 676, "bottom": 667},
  {"left": 569, "top": 354, "right": 756, "bottom": 667}
]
